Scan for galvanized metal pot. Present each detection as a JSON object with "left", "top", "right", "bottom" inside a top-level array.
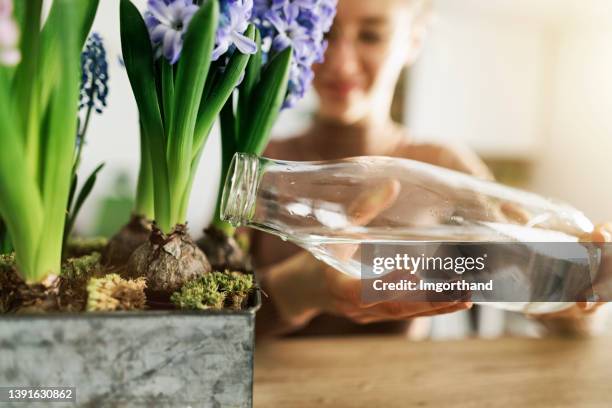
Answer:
[{"left": 0, "top": 291, "right": 260, "bottom": 407}]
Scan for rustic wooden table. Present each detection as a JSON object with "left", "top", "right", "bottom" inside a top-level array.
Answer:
[{"left": 254, "top": 336, "right": 612, "bottom": 407}]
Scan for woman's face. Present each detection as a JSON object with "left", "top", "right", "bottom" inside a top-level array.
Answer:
[{"left": 313, "top": 0, "right": 423, "bottom": 124}]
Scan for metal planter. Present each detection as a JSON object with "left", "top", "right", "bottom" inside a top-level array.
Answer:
[{"left": 0, "top": 291, "right": 260, "bottom": 408}]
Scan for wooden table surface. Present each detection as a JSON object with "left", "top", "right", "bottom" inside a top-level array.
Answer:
[{"left": 254, "top": 336, "right": 612, "bottom": 408}]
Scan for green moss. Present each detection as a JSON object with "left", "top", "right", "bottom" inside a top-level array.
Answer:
[
  {"left": 170, "top": 273, "right": 226, "bottom": 310},
  {"left": 215, "top": 271, "right": 253, "bottom": 309},
  {"left": 61, "top": 252, "right": 102, "bottom": 281},
  {"left": 171, "top": 271, "right": 254, "bottom": 311},
  {"left": 86, "top": 273, "right": 147, "bottom": 312}
]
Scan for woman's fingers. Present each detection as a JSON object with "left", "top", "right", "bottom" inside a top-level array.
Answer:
[
  {"left": 364, "top": 299, "right": 471, "bottom": 319},
  {"left": 531, "top": 302, "right": 602, "bottom": 320},
  {"left": 579, "top": 222, "right": 612, "bottom": 304},
  {"left": 350, "top": 299, "right": 468, "bottom": 319},
  {"left": 342, "top": 301, "right": 472, "bottom": 324},
  {"left": 409, "top": 302, "right": 473, "bottom": 318},
  {"left": 579, "top": 222, "right": 612, "bottom": 243},
  {"left": 576, "top": 301, "right": 605, "bottom": 314},
  {"left": 592, "top": 222, "right": 612, "bottom": 243},
  {"left": 500, "top": 202, "right": 532, "bottom": 225},
  {"left": 347, "top": 178, "right": 401, "bottom": 226}
]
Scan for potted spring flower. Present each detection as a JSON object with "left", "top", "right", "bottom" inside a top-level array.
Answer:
[
  {"left": 113, "top": 0, "right": 264, "bottom": 300},
  {"left": 0, "top": 0, "right": 335, "bottom": 406},
  {"left": 110, "top": 0, "right": 336, "bottom": 310},
  {"left": 0, "top": 0, "right": 101, "bottom": 311}
]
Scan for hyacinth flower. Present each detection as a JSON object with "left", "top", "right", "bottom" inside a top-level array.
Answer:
[
  {"left": 63, "top": 33, "right": 110, "bottom": 254},
  {"left": 0, "top": 0, "right": 99, "bottom": 284},
  {"left": 118, "top": 0, "right": 258, "bottom": 296},
  {"left": 117, "top": 0, "right": 335, "bottom": 296},
  {"left": 212, "top": 0, "right": 337, "bottom": 232},
  {"left": 106, "top": 0, "right": 210, "bottom": 266},
  {"left": 212, "top": 0, "right": 258, "bottom": 60},
  {"left": 252, "top": 0, "right": 337, "bottom": 108},
  {"left": 107, "top": 0, "right": 201, "bottom": 266}
]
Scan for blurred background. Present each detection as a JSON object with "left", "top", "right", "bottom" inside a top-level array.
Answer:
[
  {"left": 77, "top": 0, "right": 612, "bottom": 235},
  {"left": 74, "top": 0, "right": 612, "bottom": 335}
]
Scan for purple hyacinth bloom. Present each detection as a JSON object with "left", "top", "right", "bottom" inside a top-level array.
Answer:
[
  {"left": 213, "top": 0, "right": 258, "bottom": 61},
  {"left": 0, "top": 0, "right": 20, "bottom": 66},
  {"left": 145, "top": 0, "right": 199, "bottom": 64},
  {"left": 146, "top": 0, "right": 257, "bottom": 65},
  {"left": 251, "top": 0, "right": 337, "bottom": 108}
]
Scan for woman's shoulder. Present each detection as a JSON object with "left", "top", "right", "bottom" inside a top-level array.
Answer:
[
  {"left": 263, "top": 136, "right": 309, "bottom": 161},
  {"left": 394, "top": 138, "right": 494, "bottom": 180}
]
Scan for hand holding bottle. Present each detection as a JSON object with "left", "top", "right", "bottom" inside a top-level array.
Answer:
[
  {"left": 534, "top": 223, "right": 612, "bottom": 324},
  {"left": 260, "top": 179, "right": 472, "bottom": 330}
]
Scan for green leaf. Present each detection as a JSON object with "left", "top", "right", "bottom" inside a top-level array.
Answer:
[
  {"left": 176, "top": 148, "right": 205, "bottom": 223},
  {"left": 0, "top": 72, "right": 44, "bottom": 279},
  {"left": 36, "top": 0, "right": 82, "bottom": 281},
  {"left": 12, "top": 1, "right": 26, "bottom": 29},
  {"left": 72, "top": 164, "right": 105, "bottom": 225},
  {"left": 38, "top": 0, "right": 99, "bottom": 128},
  {"left": 241, "top": 47, "right": 293, "bottom": 155},
  {"left": 64, "top": 163, "right": 105, "bottom": 247},
  {"left": 201, "top": 61, "right": 221, "bottom": 103},
  {"left": 120, "top": 0, "right": 172, "bottom": 232},
  {"left": 37, "top": 99, "right": 52, "bottom": 185},
  {"left": 237, "top": 27, "right": 262, "bottom": 132},
  {"left": 161, "top": 59, "right": 175, "bottom": 137},
  {"left": 12, "top": 0, "right": 43, "bottom": 181},
  {"left": 193, "top": 24, "right": 255, "bottom": 157},
  {"left": 220, "top": 95, "right": 237, "bottom": 166},
  {"left": 78, "top": 0, "right": 100, "bottom": 46},
  {"left": 212, "top": 96, "right": 238, "bottom": 232},
  {"left": 167, "top": 0, "right": 219, "bottom": 224},
  {"left": 67, "top": 173, "right": 79, "bottom": 218}
]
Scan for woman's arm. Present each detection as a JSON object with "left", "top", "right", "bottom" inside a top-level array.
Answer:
[{"left": 396, "top": 142, "right": 495, "bottom": 180}]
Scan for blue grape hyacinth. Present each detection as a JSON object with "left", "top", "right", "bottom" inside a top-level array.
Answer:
[
  {"left": 77, "top": 33, "right": 109, "bottom": 151},
  {"left": 80, "top": 33, "right": 109, "bottom": 115},
  {"left": 253, "top": 0, "right": 337, "bottom": 108}
]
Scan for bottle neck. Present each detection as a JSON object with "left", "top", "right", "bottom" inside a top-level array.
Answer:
[{"left": 221, "top": 153, "right": 261, "bottom": 227}]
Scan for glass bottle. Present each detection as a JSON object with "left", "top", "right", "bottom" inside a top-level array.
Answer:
[{"left": 221, "top": 153, "right": 599, "bottom": 313}]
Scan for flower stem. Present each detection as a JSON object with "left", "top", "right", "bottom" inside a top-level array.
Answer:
[{"left": 75, "top": 103, "right": 93, "bottom": 170}]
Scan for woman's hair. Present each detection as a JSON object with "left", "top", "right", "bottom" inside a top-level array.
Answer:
[{"left": 390, "top": 0, "right": 434, "bottom": 123}]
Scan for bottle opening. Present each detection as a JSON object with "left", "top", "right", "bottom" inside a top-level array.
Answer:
[{"left": 221, "top": 153, "right": 260, "bottom": 227}]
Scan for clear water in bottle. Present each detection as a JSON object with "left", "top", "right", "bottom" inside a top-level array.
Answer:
[{"left": 222, "top": 154, "right": 600, "bottom": 313}]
